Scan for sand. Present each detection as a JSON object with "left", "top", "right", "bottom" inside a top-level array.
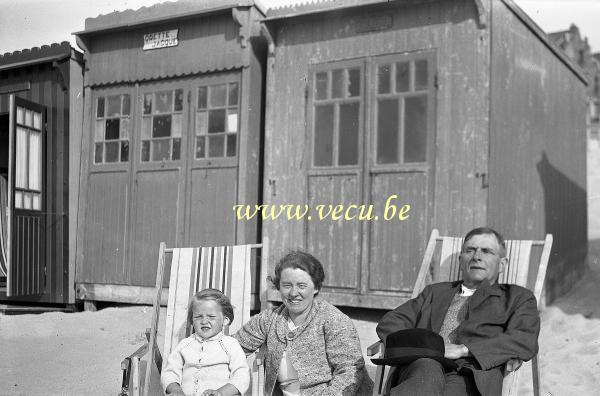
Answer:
[{"left": 2, "top": 146, "right": 600, "bottom": 395}]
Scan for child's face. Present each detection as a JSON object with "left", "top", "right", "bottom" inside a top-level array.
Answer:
[{"left": 192, "top": 299, "right": 229, "bottom": 339}]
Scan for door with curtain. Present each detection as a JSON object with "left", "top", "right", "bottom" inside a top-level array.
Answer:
[{"left": 7, "top": 95, "right": 46, "bottom": 297}]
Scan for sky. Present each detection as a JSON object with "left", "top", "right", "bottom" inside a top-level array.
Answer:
[{"left": 0, "top": 0, "right": 599, "bottom": 55}]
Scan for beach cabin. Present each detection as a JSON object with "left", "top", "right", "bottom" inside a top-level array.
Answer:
[
  {"left": 0, "top": 42, "right": 83, "bottom": 305},
  {"left": 260, "top": 0, "right": 588, "bottom": 308},
  {"left": 73, "top": 1, "right": 267, "bottom": 308}
]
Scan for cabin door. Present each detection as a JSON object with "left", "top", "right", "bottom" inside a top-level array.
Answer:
[
  {"left": 365, "top": 52, "right": 436, "bottom": 298},
  {"left": 6, "top": 95, "right": 46, "bottom": 298}
]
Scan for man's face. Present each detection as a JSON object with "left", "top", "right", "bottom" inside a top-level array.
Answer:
[{"left": 459, "top": 233, "right": 507, "bottom": 288}]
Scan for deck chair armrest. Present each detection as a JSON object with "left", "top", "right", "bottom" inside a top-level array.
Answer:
[
  {"left": 367, "top": 340, "right": 382, "bottom": 357},
  {"left": 503, "top": 358, "right": 523, "bottom": 374},
  {"left": 121, "top": 342, "right": 149, "bottom": 370}
]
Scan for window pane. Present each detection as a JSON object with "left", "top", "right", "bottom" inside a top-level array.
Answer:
[
  {"left": 23, "top": 192, "right": 32, "bottom": 209},
  {"left": 95, "top": 120, "right": 105, "bottom": 142},
  {"left": 105, "top": 119, "right": 120, "bottom": 140},
  {"left": 227, "top": 111, "right": 238, "bottom": 133},
  {"left": 315, "top": 72, "right": 328, "bottom": 100},
  {"left": 97, "top": 97, "right": 105, "bottom": 118},
  {"left": 156, "top": 91, "right": 173, "bottom": 113},
  {"left": 226, "top": 134, "right": 237, "bottom": 157},
  {"left": 196, "top": 136, "right": 206, "bottom": 158},
  {"left": 396, "top": 62, "right": 410, "bottom": 93},
  {"left": 25, "top": 110, "right": 33, "bottom": 127},
  {"left": 339, "top": 102, "right": 359, "bottom": 166},
  {"left": 107, "top": 95, "right": 121, "bottom": 117},
  {"left": 105, "top": 141, "right": 119, "bottom": 163},
  {"left": 95, "top": 143, "right": 103, "bottom": 163},
  {"left": 141, "top": 141, "right": 150, "bottom": 162},
  {"left": 210, "top": 84, "right": 227, "bottom": 107},
  {"left": 142, "top": 117, "right": 152, "bottom": 139},
  {"left": 313, "top": 104, "right": 334, "bottom": 166},
  {"left": 32, "top": 193, "right": 41, "bottom": 211},
  {"left": 208, "top": 109, "right": 226, "bottom": 133},
  {"left": 28, "top": 131, "right": 41, "bottom": 190},
  {"left": 17, "top": 106, "right": 25, "bottom": 124},
  {"left": 15, "top": 191, "right": 23, "bottom": 209},
  {"left": 404, "top": 95, "right": 428, "bottom": 162},
  {"left": 143, "top": 94, "right": 153, "bottom": 114},
  {"left": 121, "top": 141, "right": 129, "bottom": 162},
  {"left": 172, "top": 138, "right": 181, "bottom": 160},
  {"left": 152, "top": 139, "right": 171, "bottom": 161},
  {"left": 16, "top": 127, "right": 27, "bottom": 188},
  {"left": 196, "top": 111, "right": 207, "bottom": 135},
  {"left": 208, "top": 135, "right": 225, "bottom": 157},
  {"left": 378, "top": 64, "right": 391, "bottom": 94},
  {"left": 120, "top": 118, "right": 130, "bottom": 139},
  {"left": 348, "top": 68, "right": 360, "bottom": 97},
  {"left": 174, "top": 89, "right": 183, "bottom": 112},
  {"left": 172, "top": 114, "right": 182, "bottom": 137},
  {"left": 122, "top": 94, "right": 131, "bottom": 116},
  {"left": 153, "top": 115, "right": 172, "bottom": 138},
  {"left": 198, "top": 87, "right": 207, "bottom": 109},
  {"left": 331, "top": 69, "right": 345, "bottom": 99},
  {"left": 415, "top": 59, "right": 428, "bottom": 90},
  {"left": 33, "top": 112, "right": 42, "bottom": 130},
  {"left": 228, "top": 83, "right": 239, "bottom": 106},
  {"left": 377, "top": 99, "right": 399, "bottom": 164}
]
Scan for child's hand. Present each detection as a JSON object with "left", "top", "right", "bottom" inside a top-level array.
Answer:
[{"left": 201, "top": 390, "right": 222, "bottom": 396}]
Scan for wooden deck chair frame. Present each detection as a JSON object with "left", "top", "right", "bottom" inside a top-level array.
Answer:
[
  {"left": 120, "top": 241, "right": 269, "bottom": 396},
  {"left": 367, "top": 229, "right": 552, "bottom": 396}
]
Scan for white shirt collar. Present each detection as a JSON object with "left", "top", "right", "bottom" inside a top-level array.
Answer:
[{"left": 460, "top": 284, "right": 477, "bottom": 296}]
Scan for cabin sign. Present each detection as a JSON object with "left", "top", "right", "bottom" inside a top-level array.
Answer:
[{"left": 143, "top": 29, "right": 178, "bottom": 50}]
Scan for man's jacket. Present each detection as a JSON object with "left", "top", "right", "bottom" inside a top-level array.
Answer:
[{"left": 376, "top": 280, "right": 540, "bottom": 396}]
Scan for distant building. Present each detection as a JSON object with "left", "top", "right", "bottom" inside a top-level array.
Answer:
[{"left": 549, "top": 24, "right": 600, "bottom": 139}]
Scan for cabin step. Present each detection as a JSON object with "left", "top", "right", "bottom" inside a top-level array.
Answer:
[{"left": 0, "top": 304, "right": 75, "bottom": 315}]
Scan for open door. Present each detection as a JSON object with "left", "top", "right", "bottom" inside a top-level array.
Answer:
[{"left": 6, "top": 95, "right": 46, "bottom": 298}]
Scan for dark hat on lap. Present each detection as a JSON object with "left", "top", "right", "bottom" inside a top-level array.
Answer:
[{"left": 371, "top": 328, "right": 458, "bottom": 370}]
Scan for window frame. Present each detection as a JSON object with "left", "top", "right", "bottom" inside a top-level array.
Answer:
[
  {"left": 14, "top": 106, "right": 44, "bottom": 211},
  {"left": 308, "top": 59, "right": 365, "bottom": 171}
]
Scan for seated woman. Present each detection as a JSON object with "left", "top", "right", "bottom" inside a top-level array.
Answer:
[{"left": 233, "top": 251, "right": 373, "bottom": 395}]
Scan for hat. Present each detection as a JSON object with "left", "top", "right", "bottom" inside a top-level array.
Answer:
[{"left": 371, "top": 328, "right": 458, "bottom": 370}]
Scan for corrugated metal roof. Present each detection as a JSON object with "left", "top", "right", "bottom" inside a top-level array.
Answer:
[
  {"left": 0, "top": 42, "right": 77, "bottom": 71},
  {"left": 75, "top": 0, "right": 266, "bottom": 36},
  {"left": 265, "top": 0, "right": 391, "bottom": 20}
]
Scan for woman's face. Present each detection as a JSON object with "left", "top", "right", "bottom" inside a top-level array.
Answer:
[{"left": 279, "top": 267, "right": 318, "bottom": 319}]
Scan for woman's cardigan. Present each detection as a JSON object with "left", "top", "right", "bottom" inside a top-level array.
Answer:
[{"left": 233, "top": 298, "right": 373, "bottom": 395}]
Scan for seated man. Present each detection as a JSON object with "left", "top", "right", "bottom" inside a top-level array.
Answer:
[{"left": 376, "top": 227, "right": 540, "bottom": 396}]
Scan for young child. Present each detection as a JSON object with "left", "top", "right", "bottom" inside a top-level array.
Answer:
[{"left": 161, "top": 289, "right": 250, "bottom": 396}]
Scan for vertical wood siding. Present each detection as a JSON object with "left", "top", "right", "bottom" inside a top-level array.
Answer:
[{"left": 489, "top": 1, "right": 587, "bottom": 302}]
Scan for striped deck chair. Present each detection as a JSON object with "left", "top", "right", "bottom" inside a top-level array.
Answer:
[
  {"left": 368, "top": 229, "right": 552, "bottom": 396},
  {"left": 121, "top": 242, "right": 267, "bottom": 396}
]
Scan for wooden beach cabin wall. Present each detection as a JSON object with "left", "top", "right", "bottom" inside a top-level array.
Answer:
[
  {"left": 0, "top": 42, "right": 83, "bottom": 304},
  {"left": 261, "top": 0, "right": 587, "bottom": 309},
  {"left": 73, "top": 1, "right": 266, "bottom": 306}
]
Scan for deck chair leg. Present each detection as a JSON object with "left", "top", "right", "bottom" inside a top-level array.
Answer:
[
  {"left": 373, "top": 365, "right": 386, "bottom": 396},
  {"left": 532, "top": 356, "right": 540, "bottom": 396},
  {"left": 130, "top": 356, "right": 140, "bottom": 396}
]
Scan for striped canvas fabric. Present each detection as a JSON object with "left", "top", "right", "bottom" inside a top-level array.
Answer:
[
  {"left": 162, "top": 245, "right": 253, "bottom": 372},
  {"left": 0, "top": 176, "right": 8, "bottom": 277}
]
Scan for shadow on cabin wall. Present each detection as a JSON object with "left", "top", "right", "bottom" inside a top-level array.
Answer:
[{"left": 537, "top": 151, "right": 587, "bottom": 303}]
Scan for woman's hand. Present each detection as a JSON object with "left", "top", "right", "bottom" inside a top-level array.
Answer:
[{"left": 165, "top": 382, "right": 186, "bottom": 395}]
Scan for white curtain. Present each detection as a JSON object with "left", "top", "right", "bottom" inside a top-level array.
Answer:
[{"left": 29, "top": 130, "right": 41, "bottom": 191}]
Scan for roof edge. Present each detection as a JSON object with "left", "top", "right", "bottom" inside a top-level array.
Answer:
[{"left": 0, "top": 42, "right": 80, "bottom": 71}]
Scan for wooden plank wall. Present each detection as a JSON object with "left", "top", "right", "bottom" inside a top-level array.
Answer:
[
  {"left": 84, "top": 14, "right": 245, "bottom": 87},
  {"left": 0, "top": 59, "right": 74, "bottom": 303},
  {"left": 488, "top": 1, "right": 587, "bottom": 302},
  {"left": 263, "top": 0, "right": 490, "bottom": 294}
]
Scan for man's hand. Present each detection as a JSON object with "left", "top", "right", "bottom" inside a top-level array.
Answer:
[
  {"left": 201, "top": 390, "right": 223, "bottom": 396},
  {"left": 444, "top": 343, "right": 470, "bottom": 359},
  {"left": 505, "top": 358, "right": 523, "bottom": 372}
]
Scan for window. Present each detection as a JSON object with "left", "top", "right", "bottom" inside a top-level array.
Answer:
[
  {"left": 141, "top": 89, "right": 184, "bottom": 162},
  {"left": 195, "top": 82, "right": 239, "bottom": 159},
  {"left": 312, "top": 66, "right": 361, "bottom": 167},
  {"left": 94, "top": 94, "right": 131, "bottom": 163},
  {"left": 375, "top": 57, "right": 431, "bottom": 164},
  {"left": 14, "top": 106, "right": 42, "bottom": 210}
]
